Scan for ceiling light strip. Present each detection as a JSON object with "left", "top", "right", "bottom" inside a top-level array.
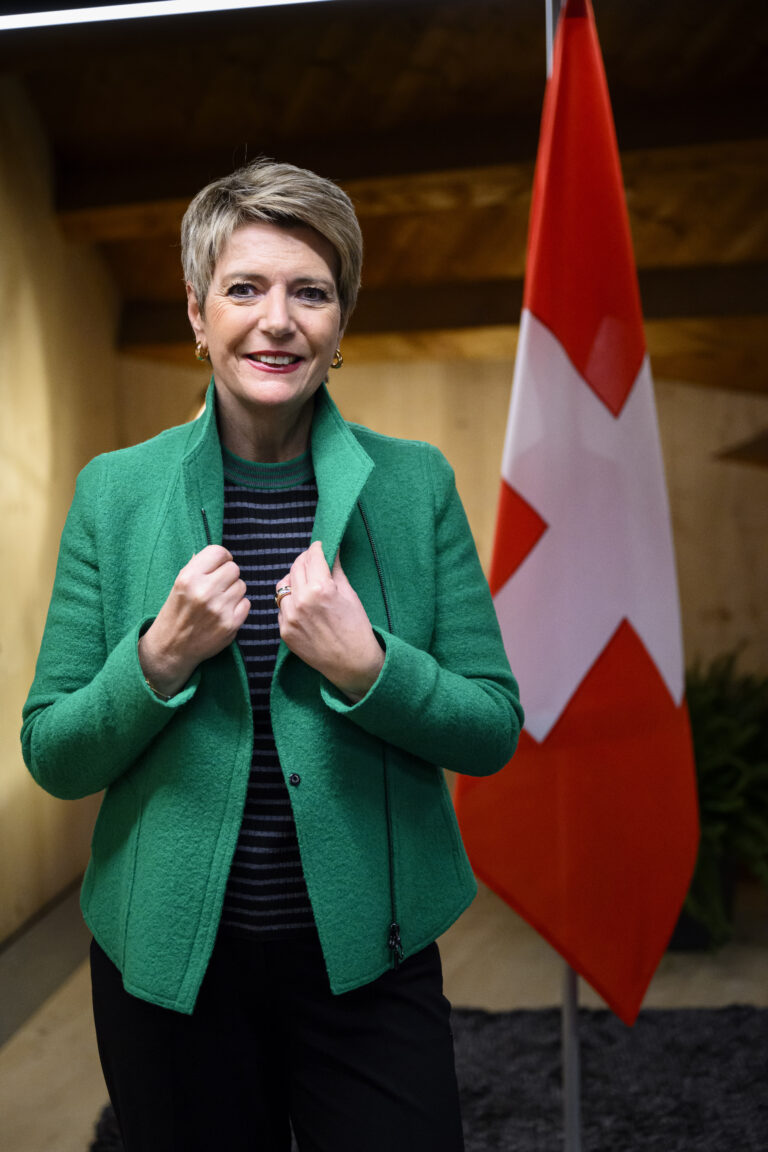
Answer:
[{"left": 0, "top": 0, "right": 334, "bottom": 32}]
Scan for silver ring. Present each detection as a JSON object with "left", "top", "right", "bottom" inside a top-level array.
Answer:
[{"left": 275, "top": 585, "right": 292, "bottom": 608}]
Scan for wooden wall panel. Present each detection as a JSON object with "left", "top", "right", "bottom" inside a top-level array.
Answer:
[{"left": 0, "top": 82, "right": 119, "bottom": 943}]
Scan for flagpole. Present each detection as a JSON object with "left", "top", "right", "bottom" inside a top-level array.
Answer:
[
  {"left": 543, "top": 6, "right": 582, "bottom": 1147},
  {"left": 545, "top": 0, "right": 562, "bottom": 75},
  {"left": 562, "top": 963, "right": 582, "bottom": 1151}
]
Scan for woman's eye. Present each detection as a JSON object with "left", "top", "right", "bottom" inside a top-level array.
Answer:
[
  {"left": 297, "top": 285, "right": 329, "bottom": 303},
  {"left": 227, "top": 282, "right": 256, "bottom": 298}
]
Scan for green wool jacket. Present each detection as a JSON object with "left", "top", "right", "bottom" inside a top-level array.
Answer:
[{"left": 22, "top": 383, "right": 522, "bottom": 1014}]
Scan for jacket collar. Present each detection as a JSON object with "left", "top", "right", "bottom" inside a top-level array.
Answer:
[
  {"left": 310, "top": 383, "right": 374, "bottom": 567},
  {"left": 181, "top": 380, "right": 374, "bottom": 564},
  {"left": 181, "top": 380, "right": 226, "bottom": 551}
]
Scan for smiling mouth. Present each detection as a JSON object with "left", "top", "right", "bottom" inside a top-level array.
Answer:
[{"left": 246, "top": 353, "right": 303, "bottom": 366}]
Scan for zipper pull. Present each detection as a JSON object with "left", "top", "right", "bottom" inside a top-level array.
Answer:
[
  {"left": 388, "top": 922, "right": 404, "bottom": 967},
  {"left": 201, "top": 508, "right": 212, "bottom": 546}
]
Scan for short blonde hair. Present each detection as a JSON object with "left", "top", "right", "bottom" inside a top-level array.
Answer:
[{"left": 181, "top": 158, "right": 363, "bottom": 329}]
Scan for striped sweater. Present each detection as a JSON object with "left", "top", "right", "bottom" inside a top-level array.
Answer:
[{"left": 219, "top": 446, "right": 317, "bottom": 939}]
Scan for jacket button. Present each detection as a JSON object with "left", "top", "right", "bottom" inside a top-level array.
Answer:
[{"left": 289, "top": 773, "right": 301, "bottom": 786}]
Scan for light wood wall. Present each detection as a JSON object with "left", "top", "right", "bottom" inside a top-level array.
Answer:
[
  {"left": 0, "top": 81, "right": 119, "bottom": 942},
  {"left": 656, "top": 378, "right": 768, "bottom": 674}
]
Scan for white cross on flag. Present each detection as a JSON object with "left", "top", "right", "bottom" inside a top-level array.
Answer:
[{"left": 455, "top": 0, "right": 699, "bottom": 1026}]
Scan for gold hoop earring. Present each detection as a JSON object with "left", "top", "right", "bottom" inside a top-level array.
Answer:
[
  {"left": 195, "top": 341, "right": 209, "bottom": 362},
  {"left": 330, "top": 347, "right": 343, "bottom": 370}
]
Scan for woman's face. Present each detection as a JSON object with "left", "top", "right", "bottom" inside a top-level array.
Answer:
[{"left": 187, "top": 220, "right": 342, "bottom": 439}]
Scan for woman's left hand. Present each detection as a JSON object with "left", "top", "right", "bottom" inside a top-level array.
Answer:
[{"left": 276, "top": 541, "right": 384, "bottom": 702}]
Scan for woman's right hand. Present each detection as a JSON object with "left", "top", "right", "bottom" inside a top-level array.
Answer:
[{"left": 138, "top": 545, "right": 250, "bottom": 698}]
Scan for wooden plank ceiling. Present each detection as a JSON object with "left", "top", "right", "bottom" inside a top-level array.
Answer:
[{"left": 1, "top": 0, "right": 766, "bottom": 400}]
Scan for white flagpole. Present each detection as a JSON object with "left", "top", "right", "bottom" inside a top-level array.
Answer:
[
  {"left": 545, "top": 0, "right": 558, "bottom": 76},
  {"left": 562, "top": 963, "right": 582, "bottom": 1151},
  {"left": 543, "top": 6, "right": 582, "bottom": 1144}
]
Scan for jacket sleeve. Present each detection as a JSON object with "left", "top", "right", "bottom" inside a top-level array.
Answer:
[
  {"left": 320, "top": 444, "right": 523, "bottom": 776},
  {"left": 21, "top": 457, "right": 198, "bottom": 800}
]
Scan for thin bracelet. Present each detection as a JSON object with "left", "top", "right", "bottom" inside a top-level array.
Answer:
[{"left": 144, "top": 677, "right": 172, "bottom": 702}]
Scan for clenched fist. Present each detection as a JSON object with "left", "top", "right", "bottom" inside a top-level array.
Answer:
[
  {"left": 139, "top": 545, "right": 250, "bottom": 698},
  {"left": 276, "top": 540, "right": 384, "bottom": 703}
]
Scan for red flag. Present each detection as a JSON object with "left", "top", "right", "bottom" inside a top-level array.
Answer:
[{"left": 455, "top": 0, "right": 699, "bottom": 1026}]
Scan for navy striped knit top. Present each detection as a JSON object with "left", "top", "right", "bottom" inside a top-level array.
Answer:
[{"left": 218, "top": 445, "right": 317, "bottom": 939}]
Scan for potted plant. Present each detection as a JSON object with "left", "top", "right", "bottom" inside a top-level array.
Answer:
[{"left": 669, "top": 651, "right": 768, "bottom": 949}]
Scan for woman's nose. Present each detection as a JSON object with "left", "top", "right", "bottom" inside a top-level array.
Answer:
[{"left": 258, "top": 288, "right": 295, "bottom": 337}]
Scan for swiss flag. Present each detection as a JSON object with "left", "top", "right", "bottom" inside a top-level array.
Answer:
[{"left": 454, "top": 0, "right": 699, "bottom": 1026}]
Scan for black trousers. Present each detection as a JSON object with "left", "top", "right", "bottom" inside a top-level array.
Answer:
[{"left": 90, "top": 933, "right": 465, "bottom": 1152}]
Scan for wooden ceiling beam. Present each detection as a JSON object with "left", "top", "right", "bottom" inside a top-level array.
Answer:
[
  {"left": 54, "top": 163, "right": 533, "bottom": 243},
  {"left": 51, "top": 122, "right": 539, "bottom": 215},
  {"left": 637, "top": 264, "right": 768, "bottom": 320},
  {"left": 717, "top": 430, "right": 768, "bottom": 469},
  {"left": 60, "top": 140, "right": 768, "bottom": 280},
  {"left": 644, "top": 316, "right": 768, "bottom": 395},
  {"left": 48, "top": 98, "right": 767, "bottom": 215},
  {"left": 351, "top": 265, "right": 768, "bottom": 332},
  {"left": 622, "top": 139, "right": 768, "bottom": 269},
  {"left": 343, "top": 317, "right": 768, "bottom": 399}
]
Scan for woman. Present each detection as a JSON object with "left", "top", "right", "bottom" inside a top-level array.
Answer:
[{"left": 22, "top": 159, "right": 523, "bottom": 1151}]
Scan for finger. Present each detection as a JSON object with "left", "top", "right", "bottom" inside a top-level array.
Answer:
[
  {"left": 229, "top": 578, "right": 249, "bottom": 606},
  {"left": 174, "top": 559, "right": 242, "bottom": 610},
  {"left": 331, "top": 552, "right": 352, "bottom": 590},
  {"left": 304, "top": 540, "right": 331, "bottom": 584},
  {"left": 215, "top": 573, "right": 248, "bottom": 609},
  {"left": 199, "top": 559, "right": 243, "bottom": 597},
  {"left": 189, "top": 544, "right": 234, "bottom": 575},
  {"left": 231, "top": 591, "right": 252, "bottom": 630},
  {"left": 288, "top": 547, "right": 312, "bottom": 593}
]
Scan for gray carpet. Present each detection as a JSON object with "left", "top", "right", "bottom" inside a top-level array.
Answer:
[
  {"left": 90, "top": 1006, "right": 768, "bottom": 1151},
  {"left": 453, "top": 1006, "right": 768, "bottom": 1150}
]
